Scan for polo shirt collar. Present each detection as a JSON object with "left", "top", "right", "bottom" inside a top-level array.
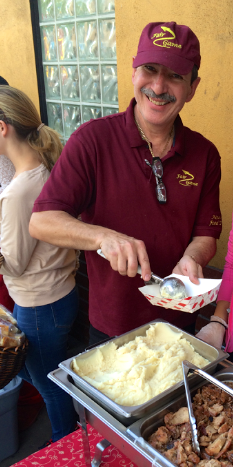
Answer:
[{"left": 126, "top": 97, "right": 185, "bottom": 157}]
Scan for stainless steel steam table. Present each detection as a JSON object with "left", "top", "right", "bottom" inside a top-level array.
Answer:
[{"left": 48, "top": 360, "right": 233, "bottom": 467}]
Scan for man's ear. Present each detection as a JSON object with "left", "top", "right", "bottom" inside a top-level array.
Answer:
[{"left": 186, "top": 77, "right": 201, "bottom": 103}]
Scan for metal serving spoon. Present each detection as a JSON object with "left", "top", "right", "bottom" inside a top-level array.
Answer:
[
  {"left": 137, "top": 265, "right": 187, "bottom": 299},
  {"left": 97, "top": 249, "right": 187, "bottom": 299}
]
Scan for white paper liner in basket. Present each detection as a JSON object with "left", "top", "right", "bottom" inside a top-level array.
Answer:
[{"left": 138, "top": 274, "right": 222, "bottom": 313}]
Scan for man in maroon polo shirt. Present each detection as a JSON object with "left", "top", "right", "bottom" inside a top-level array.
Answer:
[{"left": 29, "top": 22, "right": 222, "bottom": 344}]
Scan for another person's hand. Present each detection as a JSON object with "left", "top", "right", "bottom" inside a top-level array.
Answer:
[
  {"left": 99, "top": 232, "right": 151, "bottom": 282},
  {"left": 172, "top": 254, "right": 203, "bottom": 285},
  {"left": 195, "top": 315, "right": 227, "bottom": 348}
]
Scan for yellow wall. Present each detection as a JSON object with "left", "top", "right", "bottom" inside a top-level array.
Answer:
[
  {"left": 0, "top": 1, "right": 39, "bottom": 112},
  {"left": 115, "top": 0, "right": 233, "bottom": 269}
]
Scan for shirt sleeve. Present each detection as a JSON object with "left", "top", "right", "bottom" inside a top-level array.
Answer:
[
  {"left": 217, "top": 214, "right": 233, "bottom": 302},
  {"left": 0, "top": 185, "right": 38, "bottom": 277},
  {"left": 192, "top": 143, "right": 222, "bottom": 239}
]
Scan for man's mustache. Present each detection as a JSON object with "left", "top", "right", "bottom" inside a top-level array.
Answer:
[{"left": 141, "top": 87, "right": 176, "bottom": 103}]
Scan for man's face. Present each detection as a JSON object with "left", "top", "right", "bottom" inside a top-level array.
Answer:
[{"left": 132, "top": 63, "right": 200, "bottom": 127}]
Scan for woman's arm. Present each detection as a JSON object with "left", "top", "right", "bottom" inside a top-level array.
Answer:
[{"left": 0, "top": 193, "right": 37, "bottom": 277}]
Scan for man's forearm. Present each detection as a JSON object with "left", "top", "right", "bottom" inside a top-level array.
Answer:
[
  {"left": 29, "top": 211, "right": 113, "bottom": 250},
  {"left": 29, "top": 210, "right": 152, "bottom": 280},
  {"left": 183, "top": 236, "right": 217, "bottom": 267}
]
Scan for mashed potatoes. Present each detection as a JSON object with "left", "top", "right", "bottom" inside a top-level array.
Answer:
[{"left": 72, "top": 322, "right": 209, "bottom": 406}]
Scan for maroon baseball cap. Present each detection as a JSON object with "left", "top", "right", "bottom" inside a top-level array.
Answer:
[{"left": 133, "top": 22, "right": 201, "bottom": 75}]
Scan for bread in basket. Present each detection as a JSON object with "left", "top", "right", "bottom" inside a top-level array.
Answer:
[{"left": 0, "top": 305, "right": 28, "bottom": 389}]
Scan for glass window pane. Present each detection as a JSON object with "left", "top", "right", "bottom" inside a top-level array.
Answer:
[
  {"left": 99, "top": 19, "right": 116, "bottom": 60},
  {"left": 77, "top": 21, "right": 98, "bottom": 61},
  {"left": 101, "top": 65, "right": 118, "bottom": 104},
  {"left": 47, "top": 103, "right": 63, "bottom": 135},
  {"left": 80, "top": 65, "right": 100, "bottom": 102},
  {"left": 38, "top": 0, "right": 55, "bottom": 21},
  {"left": 63, "top": 104, "right": 81, "bottom": 137},
  {"left": 76, "top": 0, "right": 96, "bottom": 16},
  {"left": 82, "top": 106, "right": 101, "bottom": 123},
  {"left": 44, "top": 66, "right": 61, "bottom": 99},
  {"left": 39, "top": 0, "right": 118, "bottom": 134},
  {"left": 41, "top": 26, "right": 57, "bottom": 61},
  {"left": 55, "top": 0, "right": 74, "bottom": 19},
  {"left": 57, "top": 24, "right": 77, "bottom": 60},
  {"left": 97, "top": 0, "right": 115, "bottom": 14},
  {"left": 60, "top": 65, "right": 79, "bottom": 100},
  {"left": 103, "top": 107, "right": 118, "bottom": 116}
]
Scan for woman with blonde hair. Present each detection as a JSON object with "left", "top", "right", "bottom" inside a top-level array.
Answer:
[{"left": 0, "top": 86, "right": 79, "bottom": 446}]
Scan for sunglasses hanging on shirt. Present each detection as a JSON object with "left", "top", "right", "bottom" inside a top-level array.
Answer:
[
  {"left": 134, "top": 113, "right": 174, "bottom": 205},
  {"left": 145, "top": 157, "right": 167, "bottom": 204}
]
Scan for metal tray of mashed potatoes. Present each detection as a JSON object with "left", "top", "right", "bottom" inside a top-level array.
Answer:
[
  {"left": 126, "top": 366, "right": 233, "bottom": 466},
  {"left": 58, "top": 320, "right": 227, "bottom": 425}
]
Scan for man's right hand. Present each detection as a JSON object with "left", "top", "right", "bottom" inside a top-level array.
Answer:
[{"left": 99, "top": 233, "right": 151, "bottom": 282}]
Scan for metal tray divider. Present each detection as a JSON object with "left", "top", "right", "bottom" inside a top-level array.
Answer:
[{"left": 217, "top": 359, "right": 233, "bottom": 369}]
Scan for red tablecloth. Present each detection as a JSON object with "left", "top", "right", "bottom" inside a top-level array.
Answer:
[{"left": 12, "top": 425, "right": 138, "bottom": 467}]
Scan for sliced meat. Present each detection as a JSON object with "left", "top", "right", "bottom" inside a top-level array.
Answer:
[
  {"left": 171, "top": 408, "right": 190, "bottom": 426},
  {"left": 205, "top": 434, "right": 227, "bottom": 456},
  {"left": 208, "top": 405, "right": 224, "bottom": 417},
  {"left": 148, "top": 426, "right": 171, "bottom": 446},
  {"left": 213, "top": 415, "right": 226, "bottom": 429},
  {"left": 218, "top": 423, "right": 230, "bottom": 434},
  {"left": 200, "top": 435, "right": 211, "bottom": 446},
  {"left": 164, "top": 412, "right": 175, "bottom": 425},
  {"left": 165, "top": 447, "right": 177, "bottom": 463},
  {"left": 226, "top": 449, "right": 233, "bottom": 462},
  {"left": 148, "top": 383, "right": 233, "bottom": 466},
  {"left": 176, "top": 443, "right": 188, "bottom": 465},
  {"left": 206, "top": 425, "right": 218, "bottom": 436},
  {"left": 198, "top": 460, "right": 222, "bottom": 467}
]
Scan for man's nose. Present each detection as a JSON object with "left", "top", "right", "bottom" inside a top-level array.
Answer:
[{"left": 151, "top": 71, "right": 168, "bottom": 93}]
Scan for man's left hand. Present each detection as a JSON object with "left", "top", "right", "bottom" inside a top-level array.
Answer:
[
  {"left": 172, "top": 236, "right": 216, "bottom": 284},
  {"left": 172, "top": 254, "right": 203, "bottom": 284}
]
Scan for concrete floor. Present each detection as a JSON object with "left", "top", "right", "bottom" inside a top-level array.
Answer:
[{"left": 1, "top": 336, "right": 87, "bottom": 467}]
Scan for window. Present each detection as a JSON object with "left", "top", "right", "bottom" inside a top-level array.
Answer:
[{"left": 37, "top": 0, "right": 118, "bottom": 140}]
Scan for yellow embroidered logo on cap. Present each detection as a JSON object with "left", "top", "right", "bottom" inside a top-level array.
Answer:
[
  {"left": 176, "top": 170, "right": 198, "bottom": 186},
  {"left": 151, "top": 26, "right": 182, "bottom": 49}
]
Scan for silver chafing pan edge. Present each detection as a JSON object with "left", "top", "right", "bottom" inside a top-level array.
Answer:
[{"left": 58, "top": 320, "right": 227, "bottom": 425}]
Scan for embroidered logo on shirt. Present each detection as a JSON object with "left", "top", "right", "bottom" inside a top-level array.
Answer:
[
  {"left": 209, "top": 215, "right": 222, "bottom": 227},
  {"left": 176, "top": 170, "right": 198, "bottom": 186},
  {"left": 151, "top": 27, "right": 182, "bottom": 49}
]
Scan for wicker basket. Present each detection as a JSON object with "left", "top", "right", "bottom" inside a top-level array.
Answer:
[{"left": 0, "top": 339, "right": 28, "bottom": 389}]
